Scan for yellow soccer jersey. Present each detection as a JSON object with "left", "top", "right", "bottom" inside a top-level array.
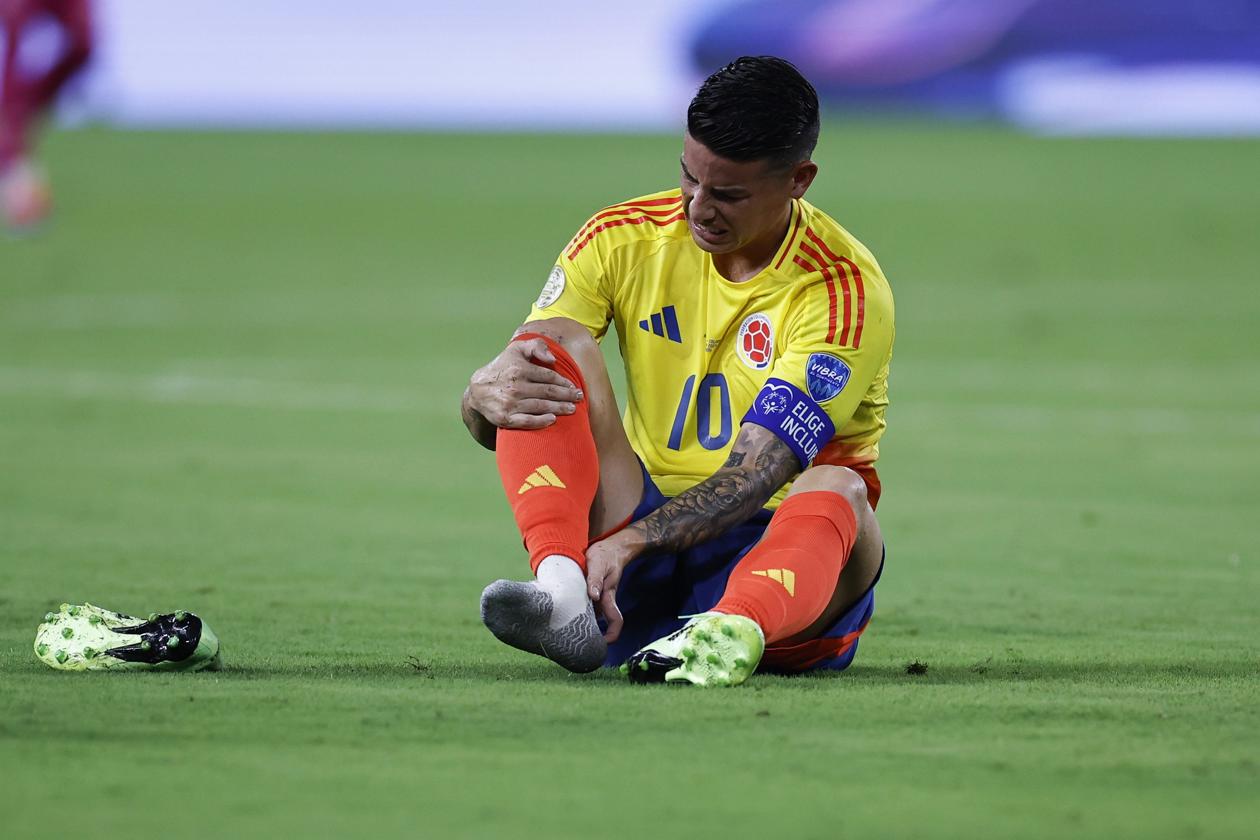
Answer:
[{"left": 528, "top": 189, "right": 894, "bottom": 508}]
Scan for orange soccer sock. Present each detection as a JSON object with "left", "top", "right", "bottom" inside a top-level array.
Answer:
[
  {"left": 711, "top": 491, "right": 859, "bottom": 644},
  {"left": 495, "top": 333, "right": 599, "bottom": 573}
]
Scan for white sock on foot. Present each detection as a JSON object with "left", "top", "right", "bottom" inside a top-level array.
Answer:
[{"left": 535, "top": 555, "right": 591, "bottom": 629}]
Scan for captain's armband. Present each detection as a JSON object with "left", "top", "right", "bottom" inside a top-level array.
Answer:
[{"left": 741, "top": 378, "right": 835, "bottom": 468}]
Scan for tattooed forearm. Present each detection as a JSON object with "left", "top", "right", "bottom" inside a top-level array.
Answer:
[{"left": 626, "top": 426, "right": 799, "bottom": 555}]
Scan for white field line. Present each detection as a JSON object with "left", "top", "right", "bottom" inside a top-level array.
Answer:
[
  {"left": 3, "top": 289, "right": 504, "bottom": 329},
  {"left": 900, "top": 401, "right": 1260, "bottom": 438},
  {"left": 0, "top": 365, "right": 1257, "bottom": 437},
  {"left": 0, "top": 366, "right": 427, "bottom": 414},
  {"left": 4, "top": 294, "right": 186, "bottom": 329}
]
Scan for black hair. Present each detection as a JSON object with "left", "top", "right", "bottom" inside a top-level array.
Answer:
[{"left": 687, "top": 56, "right": 820, "bottom": 169}]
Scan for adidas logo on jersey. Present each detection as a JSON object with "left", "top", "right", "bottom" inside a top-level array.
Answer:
[
  {"left": 751, "top": 568, "right": 795, "bottom": 596},
  {"left": 517, "top": 465, "right": 567, "bottom": 494},
  {"left": 638, "top": 305, "right": 682, "bottom": 343}
]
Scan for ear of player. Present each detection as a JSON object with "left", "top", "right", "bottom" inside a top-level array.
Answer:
[{"left": 33, "top": 603, "right": 221, "bottom": 672}]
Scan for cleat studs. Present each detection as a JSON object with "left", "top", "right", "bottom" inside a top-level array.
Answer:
[
  {"left": 681, "top": 646, "right": 695, "bottom": 659},
  {"left": 147, "top": 613, "right": 158, "bottom": 622},
  {"left": 174, "top": 610, "right": 187, "bottom": 621},
  {"left": 706, "top": 652, "right": 722, "bottom": 665},
  {"left": 140, "top": 640, "right": 152, "bottom": 651},
  {"left": 637, "top": 658, "right": 648, "bottom": 671},
  {"left": 166, "top": 637, "right": 181, "bottom": 649},
  {"left": 55, "top": 650, "right": 69, "bottom": 664},
  {"left": 36, "top": 643, "right": 48, "bottom": 657},
  {"left": 619, "top": 663, "right": 629, "bottom": 676},
  {"left": 734, "top": 657, "right": 748, "bottom": 669},
  {"left": 68, "top": 606, "right": 81, "bottom": 616},
  {"left": 59, "top": 603, "right": 70, "bottom": 612},
  {"left": 61, "top": 627, "right": 74, "bottom": 639},
  {"left": 44, "top": 612, "right": 56, "bottom": 623},
  {"left": 695, "top": 630, "right": 710, "bottom": 642},
  {"left": 721, "top": 624, "right": 736, "bottom": 638},
  {"left": 83, "top": 647, "right": 96, "bottom": 659},
  {"left": 89, "top": 615, "right": 102, "bottom": 625}
]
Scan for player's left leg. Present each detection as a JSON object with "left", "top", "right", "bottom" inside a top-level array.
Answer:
[
  {"left": 0, "top": 0, "right": 93, "bottom": 231},
  {"left": 0, "top": 1, "right": 33, "bottom": 170},
  {"left": 1, "top": 1, "right": 39, "bottom": 226},
  {"left": 625, "top": 465, "right": 881, "bottom": 686},
  {"left": 757, "top": 466, "right": 884, "bottom": 648}
]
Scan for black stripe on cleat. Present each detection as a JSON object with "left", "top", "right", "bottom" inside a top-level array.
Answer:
[
  {"left": 624, "top": 650, "right": 683, "bottom": 684},
  {"left": 105, "top": 612, "right": 205, "bottom": 665}
]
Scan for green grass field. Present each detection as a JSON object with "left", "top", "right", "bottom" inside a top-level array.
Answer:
[{"left": 2, "top": 126, "right": 1258, "bottom": 839}]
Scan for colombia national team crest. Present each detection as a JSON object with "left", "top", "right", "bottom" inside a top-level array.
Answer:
[{"left": 736, "top": 313, "right": 774, "bottom": 370}]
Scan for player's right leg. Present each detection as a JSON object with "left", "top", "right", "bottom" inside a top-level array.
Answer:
[
  {"left": 480, "top": 317, "right": 643, "bottom": 673},
  {"left": 502, "top": 317, "right": 644, "bottom": 540}
]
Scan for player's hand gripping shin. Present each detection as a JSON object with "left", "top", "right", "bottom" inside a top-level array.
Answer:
[{"left": 464, "top": 337, "right": 585, "bottom": 439}]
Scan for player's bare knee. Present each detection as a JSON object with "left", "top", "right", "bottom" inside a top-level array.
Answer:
[
  {"left": 518, "top": 317, "right": 606, "bottom": 377},
  {"left": 790, "top": 465, "right": 868, "bottom": 511}
]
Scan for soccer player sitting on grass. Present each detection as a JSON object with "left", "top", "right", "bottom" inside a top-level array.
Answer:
[{"left": 461, "top": 56, "right": 895, "bottom": 687}]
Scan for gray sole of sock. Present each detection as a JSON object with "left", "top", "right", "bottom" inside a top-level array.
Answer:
[{"left": 480, "top": 579, "right": 606, "bottom": 673}]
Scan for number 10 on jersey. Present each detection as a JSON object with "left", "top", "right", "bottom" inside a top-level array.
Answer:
[{"left": 668, "top": 374, "right": 732, "bottom": 451}]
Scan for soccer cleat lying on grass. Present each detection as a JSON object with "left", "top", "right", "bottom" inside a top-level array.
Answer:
[
  {"left": 34, "top": 603, "right": 221, "bottom": 672},
  {"left": 480, "top": 580, "right": 606, "bottom": 673},
  {"left": 622, "top": 612, "right": 764, "bottom": 687}
]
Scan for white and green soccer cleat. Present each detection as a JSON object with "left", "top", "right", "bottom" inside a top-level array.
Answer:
[
  {"left": 33, "top": 603, "right": 221, "bottom": 672},
  {"left": 621, "top": 612, "right": 765, "bottom": 687}
]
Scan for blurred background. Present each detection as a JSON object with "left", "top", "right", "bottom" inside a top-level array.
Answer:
[
  {"left": 3, "top": 2, "right": 1258, "bottom": 838},
  {"left": 36, "top": 0, "right": 1260, "bottom": 134}
]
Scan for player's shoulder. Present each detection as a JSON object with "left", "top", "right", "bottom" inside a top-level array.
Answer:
[
  {"left": 787, "top": 199, "right": 888, "bottom": 286},
  {"left": 781, "top": 199, "right": 892, "bottom": 309},
  {"left": 776, "top": 199, "right": 894, "bottom": 349},
  {"left": 562, "top": 188, "right": 688, "bottom": 264}
]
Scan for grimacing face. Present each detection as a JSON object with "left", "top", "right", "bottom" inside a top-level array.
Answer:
[{"left": 679, "top": 132, "right": 816, "bottom": 258}]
